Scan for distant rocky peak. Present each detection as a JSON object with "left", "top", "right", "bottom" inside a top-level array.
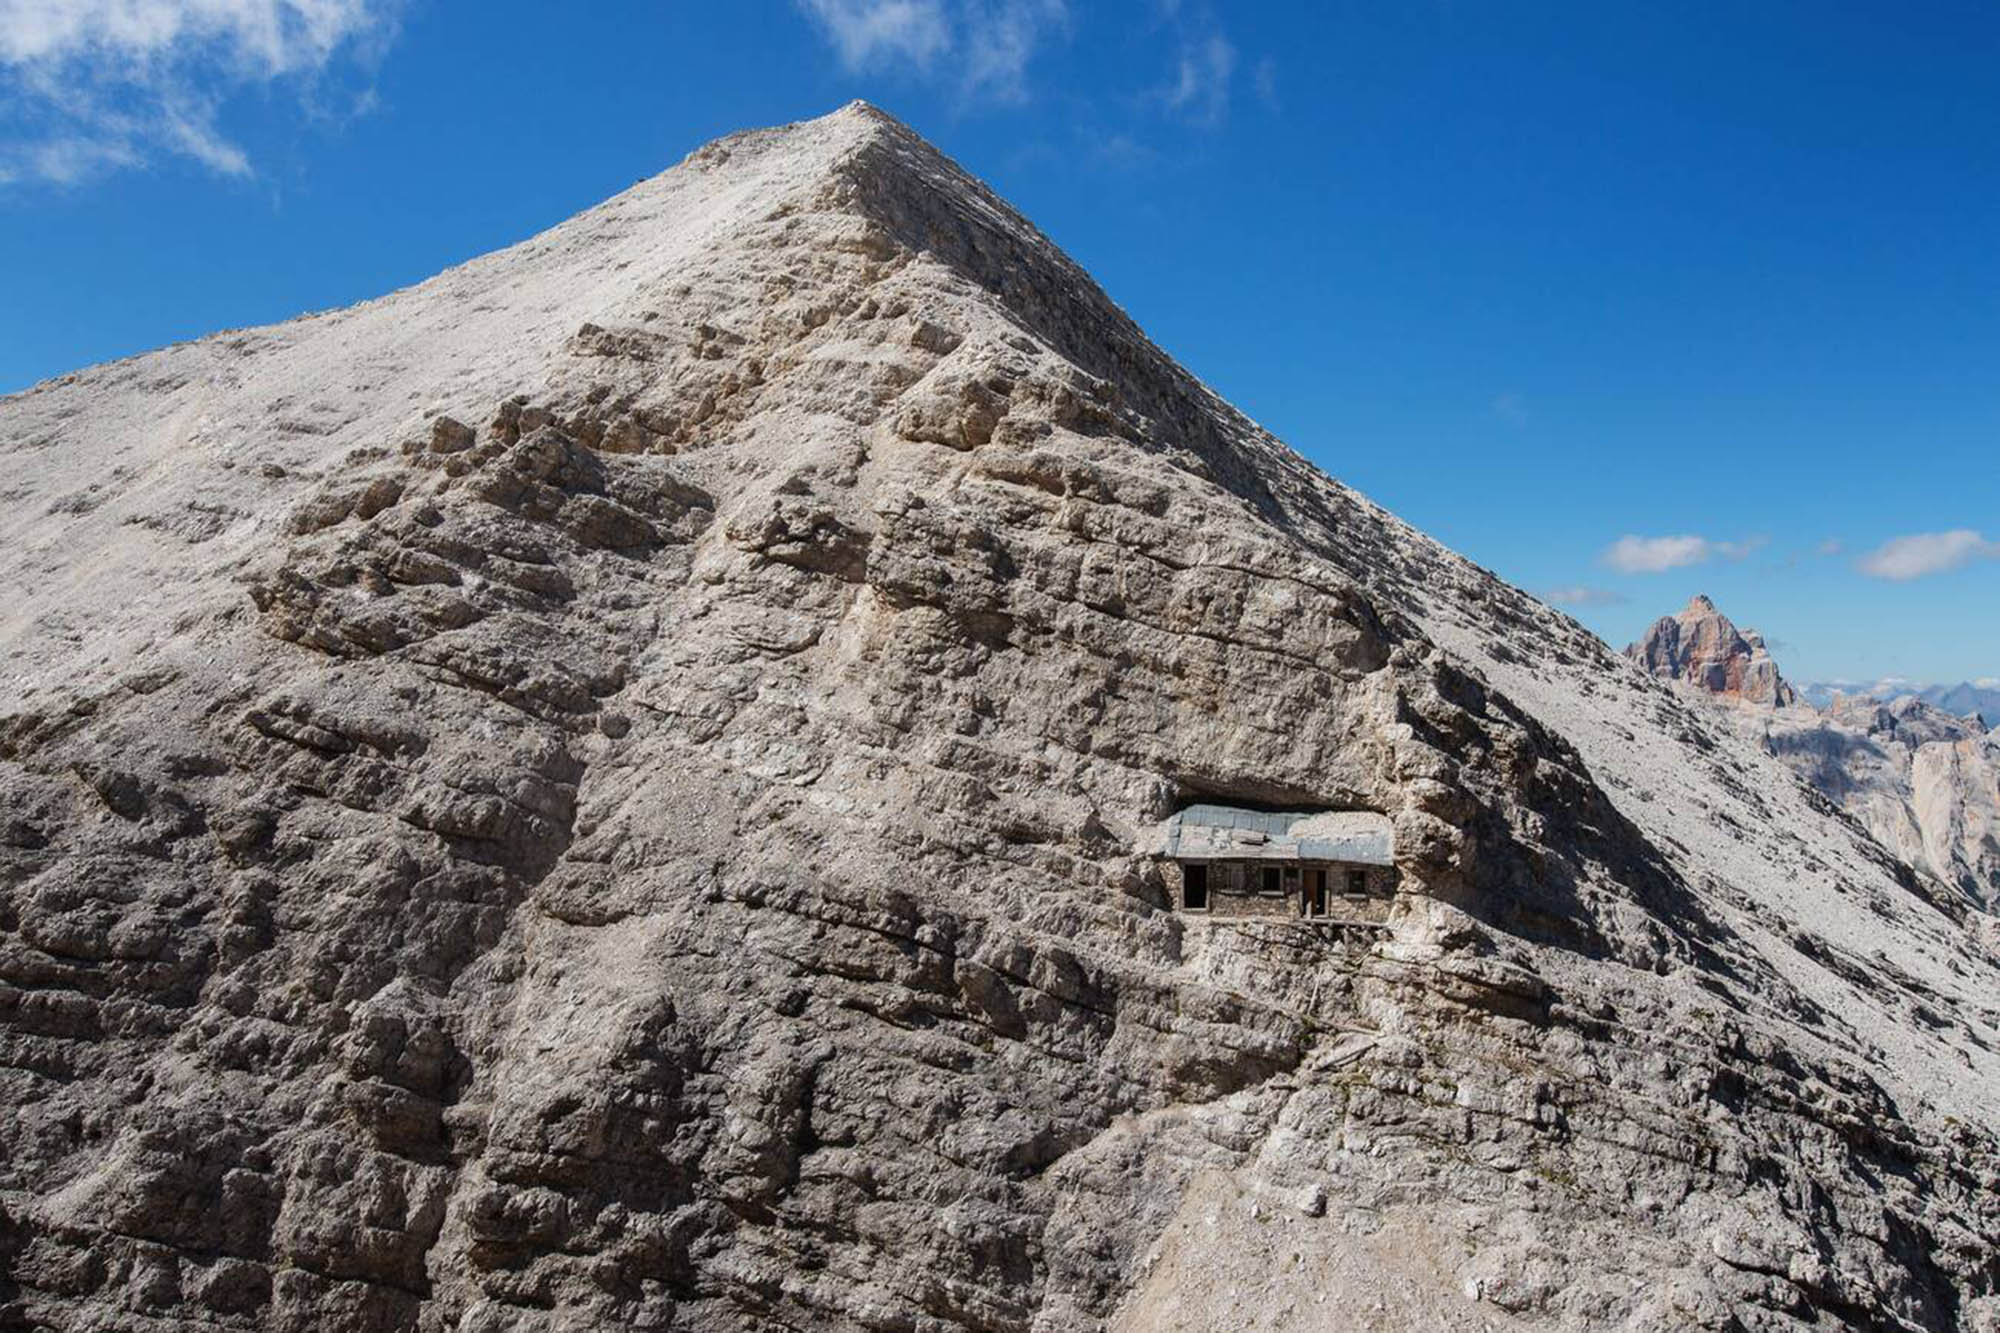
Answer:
[
  {"left": 1624, "top": 593, "right": 1799, "bottom": 707},
  {"left": 1828, "top": 692, "right": 1992, "bottom": 746}
]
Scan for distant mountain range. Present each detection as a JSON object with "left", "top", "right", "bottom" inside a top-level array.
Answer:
[
  {"left": 1799, "top": 677, "right": 2000, "bottom": 724},
  {"left": 1626, "top": 596, "right": 1999, "bottom": 909}
]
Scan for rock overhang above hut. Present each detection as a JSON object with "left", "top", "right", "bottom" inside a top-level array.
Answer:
[{"left": 1154, "top": 805, "right": 1394, "bottom": 865}]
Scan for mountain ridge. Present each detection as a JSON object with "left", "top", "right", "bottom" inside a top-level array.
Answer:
[
  {"left": 4, "top": 104, "right": 1999, "bottom": 1332},
  {"left": 1624, "top": 594, "right": 2000, "bottom": 914},
  {"left": 1801, "top": 678, "right": 2000, "bottom": 726}
]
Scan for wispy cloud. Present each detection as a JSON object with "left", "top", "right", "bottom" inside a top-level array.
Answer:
[
  {"left": 1162, "top": 30, "right": 1234, "bottom": 125},
  {"left": 1091, "top": 130, "right": 1157, "bottom": 170},
  {"left": 798, "top": 0, "right": 1067, "bottom": 101},
  {"left": 1601, "top": 534, "right": 1765, "bottom": 575},
  {"left": 1544, "top": 584, "right": 1628, "bottom": 608},
  {"left": 12, "top": 132, "right": 142, "bottom": 183},
  {"left": 0, "top": 0, "right": 398, "bottom": 185},
  {"left": 1815, "top": 538, "right": 1844, "bottom": 557},
  {"left": 1856, "top": 529, "right": 2000, "bottom": 581},
  {"left": 1139, "top": 0, "right": 1243, "bottom": 127},
  {"left": 963, "top": 0, "right": 1066, "bottom": 98},
  {"left": 798, "top": 0, "right": 951, "bottom": 72}
]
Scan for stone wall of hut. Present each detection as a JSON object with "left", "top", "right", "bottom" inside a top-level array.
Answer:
[{"left": 1164, "top": 860, "right": 1399, "bottom": 920}]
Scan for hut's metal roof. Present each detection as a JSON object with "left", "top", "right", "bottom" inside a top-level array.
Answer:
[{"left": 1154, "top": 804, "right": 1395, "bottom": 865}]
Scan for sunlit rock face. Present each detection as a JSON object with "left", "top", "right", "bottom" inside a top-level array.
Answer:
[
  {"left": 1630, "top": 594, "right": 1998, "bottom": 914},
  {"left": 3, "top": 104, "right": 1999, "bottom": 1332},
  {"left": 1624, "top": 594, "right": 1798, "bottom": 707},
  {"left": 1766, "top": 694, "right": 2000, "bottom": 912}
]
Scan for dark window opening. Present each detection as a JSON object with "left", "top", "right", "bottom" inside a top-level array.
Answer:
[
  {"left": 1184, "top": 864, "right": 1209, "bottom": 911},
  {"left": 1346, "top": 869, "right": 1369, "bottom": 897},
  {"left": 1261, "top": 867, "right": 1282, "bottom": 895},
  {"left": 1308, "top": 869, "right": 1328, "bottom": 917}
]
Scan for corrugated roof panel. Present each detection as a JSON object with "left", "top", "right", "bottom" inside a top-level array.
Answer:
[{"left": 1153, "top": 805, "right": 1394, "bottom": 865}]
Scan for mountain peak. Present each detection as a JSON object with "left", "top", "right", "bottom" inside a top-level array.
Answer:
[
  {"left": 4, "top": 105, "right": 1996, "bottom": 1333},
  {"left": 1626, "top": 595, "right": 1798, "bottom": 706},
  {"left": 803, "top": 98, "right": 923, "bottom": 148},
  {"left": 831, "top": 97, "right": 899, "bottom": 124}
]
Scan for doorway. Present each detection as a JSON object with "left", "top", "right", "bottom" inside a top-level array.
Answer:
[{"left": 1183, "top": 863, "right": 1209, "bottom": 911}]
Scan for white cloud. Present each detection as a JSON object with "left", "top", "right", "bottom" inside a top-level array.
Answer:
[
  {"left": 1162, "top": 30, "right": 1234, "bottom": 125},
  {"left": 1855, "top": 529, "right": 2000, "bottom": 581},
  {"left": 1601, "top": 534, "right": 1765, "bottom": 575},
  {"left": 798, "top": 0, "right": 1066, "bottom": 101},
  {"left": 962, "top": 0, "right": 1066, "bottom": 98},
  {"left": 0, "top": 0, "right": 388, "bottom": 72},
  {"left": 0, "top": 0, "right": 397, "bottom": 185},
  {"left": 1145, "top": 1, "right": 1247, "bottom": 127},
  {"left": 1543, "top": 585, "right": 1627, "bottom": 608},
  {"left": 15, "top": 132, "right": 142, "bottom": 183},
  {"left": 798, "top": 0, "right": 950, "bottom": 73}
]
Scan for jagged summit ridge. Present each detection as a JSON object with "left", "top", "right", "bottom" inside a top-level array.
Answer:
[
  {"left": 3, "top": 106, "right": 1999, "bottom": 1332},
  {"left": 1624, "top": 593, "right": 1798, "bottom": 706},
  {"left": 0, "top": 100, "right": 1261, "bottom": 698}
]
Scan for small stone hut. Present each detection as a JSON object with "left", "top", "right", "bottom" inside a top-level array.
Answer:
[{"left": 1152, "top": 804, "right": 1397, "bottom": 922}]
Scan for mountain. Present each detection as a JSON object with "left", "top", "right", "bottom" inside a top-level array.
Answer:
[
  {"left": 1623, "top": 594, "right": 1797, "bottom": 706},
  {"left": 4, "top": 104, "right": 1999, "bottom": 1332},
  {"left": 1766, "top": 696, "right": 2000, "bottom": 912},
  {"left": 1925, "top": 681, "right": 2000, "bottom": 724},
  {"left": 1627, "top": 597, "right": 2000, "bottom": 912},
  {"left": 1801, "top": 679, "right": 2000, "bottom": 727}
]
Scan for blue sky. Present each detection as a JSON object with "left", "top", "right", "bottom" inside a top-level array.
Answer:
[{"left": 3, "top": 1, "right": 1996, "bottom": 684}]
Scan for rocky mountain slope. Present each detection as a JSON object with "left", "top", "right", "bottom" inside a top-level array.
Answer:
[
  {"left": 1625, "top": 595, "right": 1797, "bottom": 707},
  {"left": 1766, "top": 696, "right": 2000, "bottom": 911},
  {"left": 1626, "top": 597, "right": 2000, "bottom": 914},
  {"left": 3, "top": 104, "right": 1999, "bottom": 1332}
]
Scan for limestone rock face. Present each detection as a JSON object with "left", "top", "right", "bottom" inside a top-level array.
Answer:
[
  {"left": 1766, "top": 696, "right": 2000, "bottom": 910},
  {"left": 1625, "top": 594, "right": 1798, "bottom": 706},
  {"left": 1627, "top": 594, "right": 1999, "bottom": 913},
  {"left": 4, "top": 104, "right": 2000, "bottom": 1332}
]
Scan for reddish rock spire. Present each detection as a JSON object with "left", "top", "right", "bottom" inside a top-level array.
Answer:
[{"left": 1625, "top": 594, "right": 1798, "bottom": 706}]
